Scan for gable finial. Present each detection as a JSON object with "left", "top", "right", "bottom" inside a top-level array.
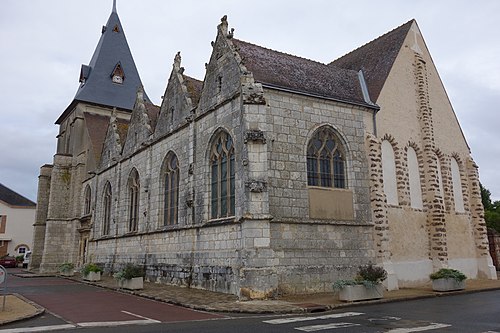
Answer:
[{"left": 112, "top": 0, "right": 117, "bottom": 13}]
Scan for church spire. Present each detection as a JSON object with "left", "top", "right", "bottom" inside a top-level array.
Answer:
[{"left": 56, "top": 2, "right": 148, "bottom": 124}]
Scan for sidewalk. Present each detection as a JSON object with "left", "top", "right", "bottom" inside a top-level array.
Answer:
[
  {"left": 2, "top": 271, "right": 500, "bottom": 326},
  {"left": 80, "top": 272, "right": 500, "bottom": 313}
]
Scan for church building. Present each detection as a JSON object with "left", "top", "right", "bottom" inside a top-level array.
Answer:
[{"left": 32, "top": 3, "right": 497, "bottom": 298}]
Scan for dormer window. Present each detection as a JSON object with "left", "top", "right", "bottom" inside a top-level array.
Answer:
[
  {"left": 112, "top": 75, "right": 123, "bottom": 84},
  {"left": 111, "top": 62, "right": 125, "bottom": 84}
]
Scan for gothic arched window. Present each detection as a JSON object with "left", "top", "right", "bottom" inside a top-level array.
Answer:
[
  {"left": 103, "top": 182, "right": 112, "bottom": 236},
  {"left": 128, "top": 169, "right": 140, "bottom": 232},
  {"left": 210, "top": 131, "right": 235, "bottom": 219},
  {"left": 84, "top": 185, "right": 92, "bottom": 215},
  {"left": 162, "top": 152, "right": 179, "bottom": 225},
  {"left": 307, "top": 127, "right": 346, "bottom": 188}
]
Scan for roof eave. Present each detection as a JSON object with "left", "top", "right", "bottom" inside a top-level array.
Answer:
[{"left": 260, "top": 83, "right": 380, "bottom": 111}]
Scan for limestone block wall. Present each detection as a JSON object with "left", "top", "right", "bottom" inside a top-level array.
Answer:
[
  {"left": 262, "top": 89, "right": 376, "bottom": 291},
  {"left": 270, "top": 222, "right": 375, "bottom": 294},
  {"left": 265, "top": 90, "right": 372, "bottom": 224}
]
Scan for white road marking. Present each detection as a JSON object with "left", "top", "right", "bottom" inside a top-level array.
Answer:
[
  {"left": 76, "top": 311, "right": 161, "bottom": 327},
  {"left": 0, "top": 324, "right": 76, "bottom": 332},
  {"left": 263, "top": 312, "right": 364, "bottom": 324},
  {"left": 77, "top": 319, "right": 158, "bottom": 327},
  {"left": 385, "top": 323, "right": 451, "bottom": 332},
  {"left": 295, "top": 322, "right": 361, "bottom": 331},
  {"left": 121, "top": 310, "right": 161, "bottom": 322}
]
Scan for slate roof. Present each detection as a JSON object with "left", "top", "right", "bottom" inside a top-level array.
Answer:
[
  {"left": 231, "top": 39, "right": 374, "bottom": 108},
  {"left": 145, "top": 102, "right": 160, "bottom": 130},
  {"left": 184, "top": 75, "right": 203, "bottom": 106},
  {"left": 84, "top": 113, "right": 113, "bottom": 161},
  {"left": 56, "top": 8, "right": 149, "bottom": 124},
  {"left": 0, "top": 183, "right": 36, "bottom": 207},
  {"left": 330, "top": 20, "right": 414, "bottom": 102},
  {"left": 85, "top": 113, "right": 131, "bottom": 162}
]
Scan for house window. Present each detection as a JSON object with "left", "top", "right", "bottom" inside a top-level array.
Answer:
[
  {"left": 84, "top": 185, "right": 92, "bottom": 215},
  {"left": 307, "top": 126, "right": 346, "bottom": 188},
  {"left": 210, "top": 131, "right": 235, "bottom": 219},
  {"left": 18, "top": 247, "right": 26, "bottom": 254},
  {"left": 0, "top": 215, "right": 6, "bottom": 233},
  {"left": 103, "top": 182, "right": 112, "bottom": 235},
  {"left": 163, "top": 152, "right": 179, "bottom": 225},
  {"left": 128, "top": 169, "right": 140, "bottom": 231}
]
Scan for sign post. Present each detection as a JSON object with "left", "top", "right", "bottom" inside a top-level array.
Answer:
[{"left": 0, "top": 265, "right": 7, "bottom": 311}]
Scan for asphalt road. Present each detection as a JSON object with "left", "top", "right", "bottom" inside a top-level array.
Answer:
[{"left": 1, "top": 269, "right": 499, "bottom": 332}]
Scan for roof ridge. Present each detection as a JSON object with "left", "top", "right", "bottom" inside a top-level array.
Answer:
[
  {"left": 331, "top": 19, "right": 415, "bottom": 65},
  {"left": 232, "top": 38, "right": 332, "bottom": 68},
  {"left": 0, "top": 183, "right": 36, "bottom": 206}
]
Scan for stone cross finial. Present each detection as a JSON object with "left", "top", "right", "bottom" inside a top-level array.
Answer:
[
  {"left": 219, "top": 15, "right": 228, "bottom": 35},
  {"left": 112, "top": 0, "right": 117, "bottom": 13},
  {"left": 174, "top": 51, "right": 182, "bottom": 70},
  {"left": 410, "top": 22, "right": 423, "bottom": 55}
]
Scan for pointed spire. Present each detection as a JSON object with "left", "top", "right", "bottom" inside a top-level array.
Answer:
[{"left": 112, "top": 0, "right": 117, "bottom": 13}]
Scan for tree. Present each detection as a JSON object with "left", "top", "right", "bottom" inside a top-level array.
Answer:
[{"left": 481, "top": 183, "right": 500, "bottom": 233}]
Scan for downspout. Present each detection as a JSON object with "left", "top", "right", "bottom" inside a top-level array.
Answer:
[{"left": 357, "top": 70, "right": 379, "bottom": 136}]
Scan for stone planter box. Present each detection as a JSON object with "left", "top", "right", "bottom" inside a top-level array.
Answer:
[
  {"left": 432, "top": 278, "right": 466, "bottom": 292},
  {"left": 60, "top": 271, "right": 74, "bottom": 277},
  {"left": 338, "top": 284, "right": 384, "bottom": 302},
  {"left": 118, "top": 277, "right": 143, "bottom": 290},
  {"left": 83, "top": 271, "right": 101, "bottom": 282}
]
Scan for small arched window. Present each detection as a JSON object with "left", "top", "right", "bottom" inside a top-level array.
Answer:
[
  {"left": 163, "top": 152, "right": 179, "bottom": 225},
  {"left": 210, "top": 131, "right": 235, "bottom": 219},
  {"left": 103, "top": 182, "right": 112, "bottom": 235},
  {"left": 84, "top": 185, "right": 92, "bottom": 215},
  {"left": 407, "top": 147, "right": 423, "bottom": 209},
  {"left": 307, "top": 126, "right": 346, "bottom": 188},
  {"left": 128, "top": 169, "right": 140, "bottom": 231},
  {"left": 381, "top": 140, "right": 398, "bottom": 205},
  {"left": 451, "top": 157, "right": 465, "bottom": 213}
]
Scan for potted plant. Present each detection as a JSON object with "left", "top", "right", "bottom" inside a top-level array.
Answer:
[
  {"left": 333, "top": 263, "right": 387, "bottom": 302},
  {"left": 430, "top": 268, "right": 466, "bottom": 292},
  {"left": 59, "top": 262, "right": 75, "bottom": 276},
  {"left": 113, "top": 263, "right": 145, "bottom": 290},
  {"left": 81, "top": 263, "right": 103, "bottom": 282}
]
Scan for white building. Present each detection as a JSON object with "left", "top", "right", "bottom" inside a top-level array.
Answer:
[{"left": 0, "top": 183, "right": 35, "bottom": 257}]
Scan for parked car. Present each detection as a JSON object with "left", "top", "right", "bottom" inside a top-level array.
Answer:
[
  {"left": 0, "top": 256, "right": 17, "bottom": 268},
  {"left": 23, "top": 251, "right": 32, "bottom": 268}
]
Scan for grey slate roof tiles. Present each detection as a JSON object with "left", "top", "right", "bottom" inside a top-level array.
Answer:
[
  {"left": 330, "top": 20, "right": 414, "bottom": 102},
  {"left": 57, "top": 9, "right": 149, "bottom": 124},
  {"left": 231, "top": 39, "right": 373, "bottom": 108},
  {"left": 0, "top": 183, "right": 35, "bottom": 207}
]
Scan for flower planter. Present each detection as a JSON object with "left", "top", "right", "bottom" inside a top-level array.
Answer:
[
  {"left": 338, "top": 284, "right": 384, "bottom": 302},
  {"left": 118, "top": 277, "right": 143, "bottom": 290},
  {"left": 83, "top": 271, "right": 101, "bottom": 282},
  {"left": 432, "top": 278, "right": 465, "bottom": 292}
]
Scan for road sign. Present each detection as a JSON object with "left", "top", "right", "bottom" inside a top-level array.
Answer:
[{"left": 0, "top": 266, "right": 6, "bottom": 284}]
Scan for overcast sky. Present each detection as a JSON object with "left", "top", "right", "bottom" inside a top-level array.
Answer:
[{"left": 1, "top": 0, "right": 499, "bottom": 202}]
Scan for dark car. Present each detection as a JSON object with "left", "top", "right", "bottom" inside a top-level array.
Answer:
[{"left": 0, "top": 256, "right": 17, "bottom": 268}]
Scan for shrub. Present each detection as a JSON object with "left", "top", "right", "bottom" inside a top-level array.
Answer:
[
  {"left": 59, "top": 262, "right": 74, "bottom": 273},
  {"left": 15, "top": 255, "right": 24, "bottom": 263},
  {"left": 430, "top": 268, "right": 466, "bottom": 282},
  {"left": 333, "top": 263, "right": 387, "bottom": 289},
  {"left": 113, "top": 263, "right": 144, "bottom": 280},
  {"left": 81, "top": 263, "right": 103, "bottom": 275},
  {"left": 357, "top": 263, "right": 388, "bottom": 284}
]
